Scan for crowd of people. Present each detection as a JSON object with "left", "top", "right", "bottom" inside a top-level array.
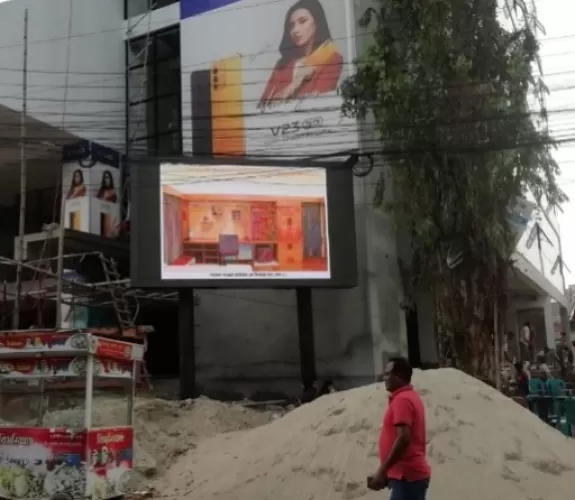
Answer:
[{"left": 507, "top": 322, "right": 575, "bottom": 400}]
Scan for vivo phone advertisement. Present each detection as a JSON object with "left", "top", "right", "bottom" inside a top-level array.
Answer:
[
  {"left": 180, "top": 0, "right": 358, "bottom": 157},
  {"left": 160, "top": 162, "right": 330, "bottom": 280},
  {"left": 62, "top": 141, "right": 121, "bottom": 239}
]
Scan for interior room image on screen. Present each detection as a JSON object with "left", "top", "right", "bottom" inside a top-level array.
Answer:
[{"left": 160, "top": 164, "right": 331, "bottom": 280}]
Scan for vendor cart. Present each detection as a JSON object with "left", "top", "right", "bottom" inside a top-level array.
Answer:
[{"left": 0, "top": 331, "right": 144, "bottom": 500}]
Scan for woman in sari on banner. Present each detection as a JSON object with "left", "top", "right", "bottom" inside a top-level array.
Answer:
[
  {"left": 96, "top": 170, "right": 118, "bottom": 203},
  {"left": 258, "top": 0, "right": 343, "bottom": 108},
  {"left": 67, "top": 169, "right": 87, "bottom": 199}
]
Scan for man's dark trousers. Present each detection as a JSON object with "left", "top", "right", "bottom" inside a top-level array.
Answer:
[{"left": 388, "top": 478, "right": 429, "bottom": 500}]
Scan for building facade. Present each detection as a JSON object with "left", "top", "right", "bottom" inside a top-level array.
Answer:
[{"left": 0, "top": 0, "right": 567, "bottom": 396}]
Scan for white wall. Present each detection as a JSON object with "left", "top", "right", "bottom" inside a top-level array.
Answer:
[
  {"left": 0, "top": 0, "right": 125, "bottom": 151},
  {"left": 515, "top": 194, "right": 565, "bottom": 299}
]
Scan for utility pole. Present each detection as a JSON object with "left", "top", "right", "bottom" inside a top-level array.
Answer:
[
  {"left": 55, "top": 0, "right": 74, "bottom": 329},
  {"left": 12, "top": 9, "right": 29, "bottom": 330}
]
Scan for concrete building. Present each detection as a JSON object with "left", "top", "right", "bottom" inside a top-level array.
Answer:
[
  {"left": 0, "top": 0, "right": 567, "bottom": 397},
  {"left": 509, "top": 197, "right": 570, "bottom": 351}
]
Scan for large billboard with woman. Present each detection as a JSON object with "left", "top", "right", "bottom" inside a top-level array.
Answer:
[{"left": 180, "top": 0, "right": 358, "bottom": 158}]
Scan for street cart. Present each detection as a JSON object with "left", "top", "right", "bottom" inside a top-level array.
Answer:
[{"left": 0, "top": 331, "right": 144, "bottom": 500}]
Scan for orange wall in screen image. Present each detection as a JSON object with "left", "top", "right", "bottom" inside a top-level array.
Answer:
[{"left": 162, "top": 189, "right": 328, "bottom": 272}]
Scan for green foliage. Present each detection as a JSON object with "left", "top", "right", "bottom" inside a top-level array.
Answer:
[{"left": 341, "top": 0, "right": 565, "bottom": 376}]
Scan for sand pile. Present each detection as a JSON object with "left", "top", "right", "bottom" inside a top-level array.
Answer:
[
  {"left": 41, "top": 396, "right": 275, "bottom": 479},
  {"left": 153, "top": 369, "right": 575, "bottom": 500}
]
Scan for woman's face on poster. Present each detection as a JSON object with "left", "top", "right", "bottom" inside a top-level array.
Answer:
[
  {"left": 74, "top": 171, "right": 82, "bottom": 185},
  {"left": 103, "top": 172, "right": 112, "bottom": 187},
  {"left": 289, "top": 8, "right": 316, "bottom": 48}
]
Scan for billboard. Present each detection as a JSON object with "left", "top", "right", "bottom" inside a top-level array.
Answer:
[
  {"left": 131, "top": 158, "right": 357, "bottom": 288},
  {"left": 62, "top": 141, "right": 122, "bottom": 238},
  {"left": 180, "top": 0, "right": 358, "bottom": 157}
]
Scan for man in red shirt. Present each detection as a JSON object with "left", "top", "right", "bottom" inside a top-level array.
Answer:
[{"left": 367, "top": 357, "right": 430, "bottom": 499}]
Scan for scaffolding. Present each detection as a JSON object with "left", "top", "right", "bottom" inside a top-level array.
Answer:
[
  {"left": 0, "top": 250, "right": 183, "bottom": 391},
  {"left": 3, "top": 3, "right": 178, "bottom": 390},
  {"left": 0, "top": 252, "right": 178, "bottom": 313},
  {"left": 6, "top": 2, "right": 170, "bottom": 327}
]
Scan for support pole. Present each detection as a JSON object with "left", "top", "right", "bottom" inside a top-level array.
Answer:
[
  {"left": 494, "top": 301, "right": 501, "bottom": 391},
  {"left": 54, "top": 0, "right": 74, "bottom": 329},
  {"left": 178, "top": 289, "right": 196, "bottom": 399},
  {"left": 296, "top": 287, "right": 316, "bottom": 387},
  {"left": 13, "top": 9, "right": 28, "bottom": 330}
]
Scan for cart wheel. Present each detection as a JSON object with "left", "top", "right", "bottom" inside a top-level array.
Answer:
[{"left": 50, "top": 493, "right": 73, "bottom": 500}]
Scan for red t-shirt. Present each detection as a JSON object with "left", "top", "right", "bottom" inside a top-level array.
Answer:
[{"left": 378, "top": 385, "right": 431, "bottom": 481}]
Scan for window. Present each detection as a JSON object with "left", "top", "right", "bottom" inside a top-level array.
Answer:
[
  {"left": 126, "top": 27, "right": 182, "bottom": 158},
  {"left": 125, "top": 0, "right": 178, "bottom": 20}
]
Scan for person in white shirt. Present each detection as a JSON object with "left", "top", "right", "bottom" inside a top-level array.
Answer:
[{"left": 536, "top": 352, "right": 552, "bottom": 380}]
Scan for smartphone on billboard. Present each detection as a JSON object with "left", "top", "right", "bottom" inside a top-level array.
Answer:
[
  {"left": 69, "top": 212, "right": 81, "bottom": 230},
  {"left": 191, "top": 69, "right": 213, "bottom": 156},
  {"left": 210, "top": 55, "right": 245, "bottom": 156}
]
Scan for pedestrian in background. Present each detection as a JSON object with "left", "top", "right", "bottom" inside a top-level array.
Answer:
[{"left": 520, "top": 322, "right": 532, "bottom": 364}]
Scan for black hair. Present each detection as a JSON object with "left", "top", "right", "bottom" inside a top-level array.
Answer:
[
  {"left": 67, "top": 169, "right": 85, "bottom": 198},
  {"left": 513, "top": 361, "right": 523, "bottom": 372},
  {"left": 100, "top": 170, "right": 115, "bottom": 189},
  {"left": 71, "top": 169, "right": 84, "bottom": 186},
  {"left": 278, "top": 0, "right": 332, "bottom": 68},
  {"left": 97, "top": 170, "right": 117, "bottom": 201},
  {"left": 389, "top": 357, "right": 413, "bottom": 383}
]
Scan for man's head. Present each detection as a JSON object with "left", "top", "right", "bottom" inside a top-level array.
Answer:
[
  {"left": 383, "top": 357, "right": 413, "bottom": 393},
  {"left": 524, "top": 322, "right": 531, "bottom": 329},
  {"left": 513, "top": 361, "right": 523, "bottom": 373}
]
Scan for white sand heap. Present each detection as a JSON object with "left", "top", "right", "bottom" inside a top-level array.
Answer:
[
  {"left": 152, "top": 369, "right": 575, "bottom": 500},
  {"left": 41, "top": 396, "right": 275, "bottom": 479}
]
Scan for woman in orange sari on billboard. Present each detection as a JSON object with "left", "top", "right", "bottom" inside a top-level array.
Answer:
[{"left": 258, "top": 0, "right": 343, "bottom": 108}]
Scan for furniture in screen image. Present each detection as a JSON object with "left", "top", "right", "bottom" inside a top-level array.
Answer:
[{"left": 163, "top": 191, "right": 328, "bottom": 273}]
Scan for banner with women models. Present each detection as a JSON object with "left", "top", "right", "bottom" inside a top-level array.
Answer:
[
  {"left": 181, "top": 0, "right": 359, "bottom": 158},
  {"left": 62, "top": 140, "right": 121, "bottom": 239}
]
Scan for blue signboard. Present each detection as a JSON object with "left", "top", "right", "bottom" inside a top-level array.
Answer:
[{"left": 180, "top": 0, "right": 243, "bottom": 20}]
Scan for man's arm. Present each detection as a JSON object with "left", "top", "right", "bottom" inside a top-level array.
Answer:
[
  {"left": 378, "top": 424, "right": 412, "bottom": 475},
  {"left": 371, "top": 398, "right": 414, "bottom": 486}
]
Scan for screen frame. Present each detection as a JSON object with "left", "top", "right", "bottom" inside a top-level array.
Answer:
[{"left": 131, "top": 156, "right": 357, "bottom": 289}]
